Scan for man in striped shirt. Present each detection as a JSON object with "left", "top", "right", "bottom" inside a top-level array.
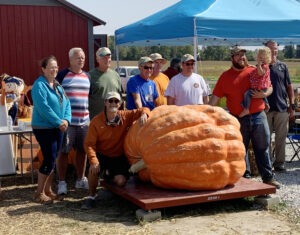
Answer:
[{"left": 56, "top": 47, "right": 90, "bottom": 196}]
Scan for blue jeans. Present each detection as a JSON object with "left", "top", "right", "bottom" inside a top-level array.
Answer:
[
  {"left": 242, "top": 89, "right": 269, "bottom": 109},
  {"left": 239, "top": 111, "right": 274, "bottom": 181},
  {"left": 33, "top": 128, "right": 63, "bottom": 175}
]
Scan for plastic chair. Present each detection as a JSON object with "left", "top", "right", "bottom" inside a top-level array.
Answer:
[{"left": 286, "top": 118, "right": 300, "bottom": 163}]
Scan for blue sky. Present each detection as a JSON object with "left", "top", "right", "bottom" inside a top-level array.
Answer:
[
  {"left": 66, "top": 0, "right": 267, "bottom": 50},
  {"left": 67, "top": 0, "right": 179, "bottom": 36}
]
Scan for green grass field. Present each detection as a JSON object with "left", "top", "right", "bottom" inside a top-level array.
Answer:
[{"left": 112, "top": 60, "right": 300, "bottom": 84}]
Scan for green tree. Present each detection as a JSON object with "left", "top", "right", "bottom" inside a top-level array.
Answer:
[
  {"left": 296, "top": 45, "right": 300, "bottom": 58},
  {"left": 283, "top": 45, "right": 295, "bottom": 58},
  {"left": 202, "top": 46, "right": 229, "bottom": 60}
]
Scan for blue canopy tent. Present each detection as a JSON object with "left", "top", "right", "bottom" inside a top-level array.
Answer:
[
  {"left": 115, "top": 0, "right": 300, "bottom": 63},
  {"left": 116, "top": 0, "right": 300, "bottom": 46}
]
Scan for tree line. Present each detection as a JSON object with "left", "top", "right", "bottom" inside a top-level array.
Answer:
[{"left": 108, "top": 36, "right": 300, "bottom": 61}]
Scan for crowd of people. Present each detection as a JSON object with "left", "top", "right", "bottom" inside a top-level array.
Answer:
[{"left": 29, "top": 40, "right": 293, "bottom": 208}]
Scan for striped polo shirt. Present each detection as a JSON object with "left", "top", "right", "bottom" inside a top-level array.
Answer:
[{"left": 61, "top": 71, "right": 90, "bottom": 126}]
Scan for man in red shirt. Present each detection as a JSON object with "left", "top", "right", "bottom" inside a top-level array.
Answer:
[{"left": 209, "top": 46, "right": 280, "bottom": 189}]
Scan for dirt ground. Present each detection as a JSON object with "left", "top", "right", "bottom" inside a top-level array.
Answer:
[{"left": 0, "top": 173, "right": 299, "bottom": 235}]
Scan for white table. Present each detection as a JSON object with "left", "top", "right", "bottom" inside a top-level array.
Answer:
[{"left": 0, "top": 126, "right": 34, "bottom": 183}]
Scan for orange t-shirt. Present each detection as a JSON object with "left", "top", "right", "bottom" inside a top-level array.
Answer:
[{"left": 150, "top": 72, "right": 170, "bottom": 106}]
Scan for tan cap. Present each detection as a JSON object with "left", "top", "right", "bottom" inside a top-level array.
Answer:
[
  {"left": 149, "top": 53, "right": 167, "bottom": 64},
  {"left": 138, "top": 56, "right": 153, "bottom": 66},
  {"left": 230, "top": 46, "right": 246, "bottom": 56},
  {"left": 97, "top": 47, "right": 111, "bottom": 57},
  {"left": 181, "top": 54, "right": 195, "bottom": 63},
  {"left": 105, "top": 91, "right": 121, "bottom": 101}
]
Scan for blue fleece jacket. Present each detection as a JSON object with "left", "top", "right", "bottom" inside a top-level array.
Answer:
[{"left": 31, "top": 76, "right": 71, "bottom": 128}]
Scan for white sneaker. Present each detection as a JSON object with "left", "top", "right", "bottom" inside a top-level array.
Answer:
[
  {"left": 57, "top": 181, "right": 67, "bottom": 195},
  {"left": 75, "top": 177, "right": 89, "bottom": 190}
]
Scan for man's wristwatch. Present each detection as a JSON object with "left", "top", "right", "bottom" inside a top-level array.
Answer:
[{"left": 290, "top": 104, "right": 296, "bottom": 110}]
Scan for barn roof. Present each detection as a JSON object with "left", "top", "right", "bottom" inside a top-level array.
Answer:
[
  {"left": 0, "top": 0, "right": 106, "bottom": 27},
  {"left": 57, "top": 0, "right": 106, "bottom": 26}
]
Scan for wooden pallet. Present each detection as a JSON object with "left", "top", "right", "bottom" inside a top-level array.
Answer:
[{"left": 101, "top": 177, "right": 276, "bottom": 210}]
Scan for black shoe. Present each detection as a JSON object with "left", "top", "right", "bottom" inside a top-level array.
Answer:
[
  {"left": 81, "top": 198, "right": 96, "bottom": 210},
  {"left": 243, "top": 172, "right": 251, "bottom": 179},
  {"left": 263, "top": 179, "right": 281, "bottom": 189},
  {"left": 273, "top": 166, "right": 287, "bottom": 173}
]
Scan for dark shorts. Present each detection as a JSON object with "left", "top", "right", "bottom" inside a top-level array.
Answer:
[
  {"left": 61, "top": 125, "right": 88, "bottom": 153},
  {"left": 96, "top": 154, "right": 130, "bottom": 180}
]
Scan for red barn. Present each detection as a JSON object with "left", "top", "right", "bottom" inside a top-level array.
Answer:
[{"left": 0, "top": 0, "right": 106, "bottom": 85}]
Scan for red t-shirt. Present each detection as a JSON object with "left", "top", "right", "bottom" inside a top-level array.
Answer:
[{"left": 213, "top": 66, "right": 266, "bottom": 116}]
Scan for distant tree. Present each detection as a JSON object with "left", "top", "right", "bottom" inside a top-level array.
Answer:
[
  {"left": 296, "top": 45, "right": 300, "bottom": 58},
  {"left": 283, "top": 45, "right": 295, "bottom": 58},
  {"left": 201, "top": 46, "right": 230, "bottom": 60},
  {"left": 111, "top": 38, "right": 290, "bottom": 61},
  {"left": 277, "top": 50, "right": 285, "bottom": 61}
]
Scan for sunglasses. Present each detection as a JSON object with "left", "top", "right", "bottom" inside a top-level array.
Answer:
[
  {"left": 108, "top": 99, "right": 120, "bottom": 104},
  {"left": 184, "top": 62, "right": 195, "bottom": 66},
  {"left": 143, "top": 66, "right": 154, "bottom": 70}
]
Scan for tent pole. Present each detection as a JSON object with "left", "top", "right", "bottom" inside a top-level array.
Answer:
[
  {"left": 193, "top": 17, "right": 198, "bottom": 73},
  {"left": 115, "top": 37, "right": 120, "bottom": 70}
]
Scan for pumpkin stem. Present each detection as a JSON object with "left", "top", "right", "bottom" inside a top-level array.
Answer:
[{"left": 129, "top": 159, "right": 145, "bottom": 174}]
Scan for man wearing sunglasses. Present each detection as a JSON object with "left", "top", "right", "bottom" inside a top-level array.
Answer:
[
  {"left": 149, "top": 53, "right": 170, "bottom": 106},
  {"left": 165, "top": 54, "right": 209, "bottom": 106},
  {"left": 81, "top": 91, "right": 150, "bottom": 210},
  {"left": 126, "top": 57, "right": 159, "bottom": 110}
]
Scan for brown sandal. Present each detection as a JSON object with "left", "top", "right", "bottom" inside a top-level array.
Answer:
[
  {"left": 45, "top": 191, "right": 57, "bottom": 200},
  {"left": 34, "top": 193, "right": 53, "bottom": 205},
  {"left": 45, "top": 191, "right": 63, "bottom": 201}
]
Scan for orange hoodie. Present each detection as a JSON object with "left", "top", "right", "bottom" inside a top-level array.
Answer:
[{"left": 84, "top": 107, "right": 150, "bottom": 165}]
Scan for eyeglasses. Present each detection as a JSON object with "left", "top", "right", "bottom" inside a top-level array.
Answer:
[
  {"left": 47, "top": 66, "right": 59, "bottom": 70},
  {"left": 143, "top": 66, "right": 154, "bottom": 70},
  {"left": 108, "top": 99, "right": 120, "bottom": 104},
  {"left": 184, "top": 62, "right": 195, "bottom": 66}
]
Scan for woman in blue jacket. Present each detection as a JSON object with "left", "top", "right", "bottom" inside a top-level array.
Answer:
[{"left": 31, "top": 55, "right": 71, "bottom": 204}]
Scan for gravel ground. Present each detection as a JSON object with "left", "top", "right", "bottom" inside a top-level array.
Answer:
[{"left": 253, "top": 144, "right": 300, "bottom": 222}]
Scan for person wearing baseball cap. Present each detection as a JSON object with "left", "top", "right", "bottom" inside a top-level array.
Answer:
[
  {"left": 149, "top": 53, "right": 169, "bottom": 106},
  {"left": 230, "top": 46, "right": 246, "bottom": 56},
  {"left": 96, "top": 47, "right": 111, "bottom": 57},
  {"left": 209, "top": 45, "right": 280, "bottom": 189},
  {"left": 88, "top": 47, "right": 122, "bottom": 120},
  {"left": 126, "top": 56, "right": 159, "bottom": 111},
  {"left": 82, "top": 90, "right": 151, "bottom": 210},
  {"left": 164, "top": 53, "right": 209, "bottom": 106}
]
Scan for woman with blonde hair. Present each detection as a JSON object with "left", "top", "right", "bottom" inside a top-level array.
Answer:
[{"left": 239, "top": 47, "right": 272, "bottom": 117}]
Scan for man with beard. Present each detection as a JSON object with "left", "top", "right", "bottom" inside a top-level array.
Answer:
[
  {"left": 81, "top": 91, "right": 150, "bottom": 210},
  {"left": 209, "top": 46, "right": 280, "bottom": 189}
]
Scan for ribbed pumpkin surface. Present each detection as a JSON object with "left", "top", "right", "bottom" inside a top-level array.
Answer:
[{"left": 124, "top": 105, "right": 245, "bottom": 190}]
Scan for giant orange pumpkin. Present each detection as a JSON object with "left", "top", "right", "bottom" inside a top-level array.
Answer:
[{"left": 124, "top": 105, "right": 246, "bottom": 190}]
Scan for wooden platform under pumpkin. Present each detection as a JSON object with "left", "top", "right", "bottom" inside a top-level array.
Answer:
[{"left": 101, "top": 177, "right": 276, "bottom": 210}]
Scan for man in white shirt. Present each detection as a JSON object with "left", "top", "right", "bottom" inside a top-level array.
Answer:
[{"left": 165, "top": 54, "right": 209, "bottom": 106}]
